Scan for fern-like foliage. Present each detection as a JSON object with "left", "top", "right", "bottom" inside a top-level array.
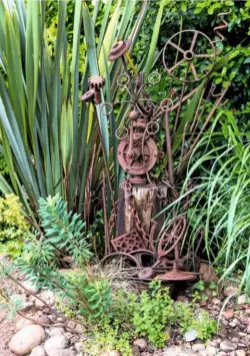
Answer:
[
  {"left": 15, "top": 195, "right": 111, "bottom": 323},
  {"left": 38, "top": 195, "right": 92, "bottom": 265}
]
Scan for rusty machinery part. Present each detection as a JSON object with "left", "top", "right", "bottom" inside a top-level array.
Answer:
[
  {"left": 157, "top": 216, "right": 187, "bottom": 258},
  {"left": 81, "top": 76, "right": 105, "bottom": 105},
  {"left": 213, "top": 11, "right": 231, "bottom": 45},
  {"left": 157, "top": 264, "right": 198, "bottom": 282},
  {"left": 138, "top": 267, "right": 155, "bottom": 280},
  {"left": 148, "top": 71, "right": 162, "bottom": 85},
  {"left": 118, "top": 136, "right": 158, "bottom": 175},
  {"left": 163, "top": 30, "right": 216, "bottom": 83},
  {"left": 99, "top": 252, "right": 140, "bottom": 277},
  {"left": 80, "top": 89, "right": 95, "bottom": 103},
  {"left": 130, "top": 249, "right": 156, "bottom": 266},
  {"left": 108, "top": 40, "right": 132, "bottom": 61},
  {"left": 117, "top": 73, "right": 131, "bottom": 87},
  {"left": 160, "top": 98, "right": 174, "bottom": 112},
  {"left": 146, "top": 121, "right": 160, "bottom": 136},
  {"left": 88, "top": 76, "right": 105, "bottom": 90},
  {"left": 118, "top": 137, "right": 158, "bottom": 176},
  {"left": 111, "top": 229, "right": 147, "bottom": 254},
  {"left": 128, "top": 110, "right": 140, "bottom": 121},
  {"left": 101, "top": 102, "right": 114, "bottom": 116},
  {"left": 115, "top": 127, "right": 129, "bottom": 141},
  {"left": 208, "top": 83, "right": 229, "bottom": 106},
  {"left": 129, "top": 176, "right": 148, "bottom": 185}
]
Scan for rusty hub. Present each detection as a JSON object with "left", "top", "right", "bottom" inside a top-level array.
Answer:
[{"left": 108, "top": 40, "right": 131, "bottom": 61}]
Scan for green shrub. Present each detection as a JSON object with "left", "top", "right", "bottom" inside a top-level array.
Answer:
[
  {"left": 16, "top": 194, "right": 112, "bottom": 322},
  {"left": 0, "top": 194, "right": 30, "bottom": 257}
]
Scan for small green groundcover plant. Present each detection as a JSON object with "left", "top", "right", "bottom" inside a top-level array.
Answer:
[{"left": 84, "top": 280, "right": 217, "bottom": 356}]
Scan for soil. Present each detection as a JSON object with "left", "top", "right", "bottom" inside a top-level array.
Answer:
[{"left": 0, "top": 309, "right": 16, "bottom": 356}]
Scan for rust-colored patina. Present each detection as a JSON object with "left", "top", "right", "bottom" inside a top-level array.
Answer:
[{"left": 83, "top": 14, "right": 230, "bottom": 282}]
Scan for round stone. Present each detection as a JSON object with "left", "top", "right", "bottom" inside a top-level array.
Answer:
[
  {"left": 220, "top": 340, "right": 237, "bottom": 352},
  {"left": 44, "top": 335, "right": 69, "bottom": 355},
  {"left": 9, "top": 325, "right": 45, "bottom": 356},
  {"left": 29, "top": 346, "right": 46, "bottom": 356},
  {"left": 133, "top": 338, "right": 148, "bottom": 351}
]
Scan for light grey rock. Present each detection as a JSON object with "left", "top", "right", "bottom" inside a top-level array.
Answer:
[
  {"left": 220, "top": 339, "right": 237, "bottom": 352},
  {"left": 48, "top": 351, "right": 76, "bottom": 356},
  {"left": 133, "top": 338, "right": 148, "bottom": 351},
  {"left": 209, "top": 339, "right": 221, "bottom": 347},
  {"left": 44, "top": 335, "right": 69, "bottom": 355},
  {"left": 34, "top": 298, "right": 45, "bottom": 309},
  {"left": 184, "top": 329, "right": 197, "bottom": 342},
  {"left": 163, "top": 346, "right": 196, "bottom": 356},
  {"left": 109, "top": 351, "right": 121, "bottom": 356},
  {"left": 192, "top": 343, "right": 205, "bottom": 352},
  {"left": 205, "top": 346, "right": 218, "bottom": 356},
  {"left": 49, "top": 328, "right": 65, "bottom": 337},
  {"left": 29, "top": 346, "right": 46, "bottom": 356},
  {"left": 74, "top": 342, "right": 84, "bottom": 353},
  {"left": 9, "top": 325, "right": 45, "bottom": 356},
  {"left": 238, "top": 294, "right": 248, "bottom": 305},
  {"left": 22, "top": 281, "right": 39, "bottom": 294},
  {"left": 176, "top": 295, "right": 189, "bottom": 304},
  {"left": 236, "top": 350, "right": 246, "bottom": 356},
  {"left": 16, "top": 318, "right": 34, "bottom": 331}
]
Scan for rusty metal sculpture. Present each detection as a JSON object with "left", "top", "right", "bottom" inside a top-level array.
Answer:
[{"left": 83, "top": 12, "right": 231, "bottom": 281}]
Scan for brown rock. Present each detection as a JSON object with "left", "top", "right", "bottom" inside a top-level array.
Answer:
[
  {"left": 224, "top": 285, "right": 239, "bottom": 297},
  {"left": 199, "top": 263, "right": 218, "bottom": 283},
  {"left": 223, "top": 308, "right": 234, "bottom": 320}
]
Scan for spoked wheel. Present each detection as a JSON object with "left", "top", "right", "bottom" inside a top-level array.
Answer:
[
  {"left": 99, "top": 252, "right": 140, "bottom": 278},
  {"left": 163, "top": 30, "right": 216, "bottom": 82}
]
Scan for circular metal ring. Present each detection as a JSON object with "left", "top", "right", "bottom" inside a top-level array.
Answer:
[
  {"left": 148, "top": 71, "right": 161, "bottom": 85},
  {"left": 163, "top": 29, "right": 216, "bottom": 83},
  {"left": 115, "top": 127, "right": 128, "bottom": 140},
  {"left": 101, "top": 102, "right": 113, "bottom": 116},
  {"left": 117, "top": 73, "right": 130, "bottom": 87},
  {"left": 146, "top": 121, "right": 159, "bottom": 136},
  {"left": 160, "top": 98, "right": 174, "bottom": 112}
]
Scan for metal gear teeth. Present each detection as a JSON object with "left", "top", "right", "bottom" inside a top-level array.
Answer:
[
  {"left": 88, "top": 76, "right": 105, "bottom": 90},
  {"left": 108, "top": 40, "right": 131, "bottom": 61}
]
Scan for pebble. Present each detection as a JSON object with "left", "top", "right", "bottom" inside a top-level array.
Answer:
[
  {"left": 133, "top": 338, "right": 148, "bottom": 351},
  {"left": 132, "top": 345, "right": 140, "bottom": 356},
  {"left": 176, "top": 295, "right": 189, "bottom": 304},
  {"left": 184, "top": 329, "right": 197, "bottom": 342},
  {"left": 44, "top": 335, "right": 69, "bottom": 355},
  {"left": 29, "top": 346, "right": 46, "bottom": 356},
  {"left": 109, "top": 351, "right": 121, "bottom": 356},
  {"left": 163, "top": 346, "right": 196, "bottom": 356},
  {"left": 220, "top": 339, "right": 238, "bottom": 352},
  {"left": 48, "top": 351, "right": 76, "bottom": 356},
  {"left": 49, "top": 327, "right": 65, "bottom": 337},
  {"left": 224, "top": 286, "right": 239, "bottom": 297},
  {"left": 236, "top": 351, "right": 246, "bottom": 356},
  {"left": 229, "top": 320, "right": 238, "bottom": 328},
  {"left": 238, "top": 295, "right": 248, "bottom": 305},
  {"left": 205, "top": 346, "right": 218, "bottom": 355},
  {"left": 9, "top": 325, "right": 45, "bottom": 356},
  {"left": 35, "top": 298, "right": 45, "bottom": 309},
  {"left": 192, "top": 343, "right": 205, "bottom": 352},
  {"left": 210, "top": 339, "right": 221, "bottom": 347},
  {"left": 16, "top": 318, "right": 34, "bottom": 331},
  {"left": 22, "top": 280, "right": 39, "bottom": 295},
  {"left": 223, "top": 309, "right": 235, "bottom": 320}
]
